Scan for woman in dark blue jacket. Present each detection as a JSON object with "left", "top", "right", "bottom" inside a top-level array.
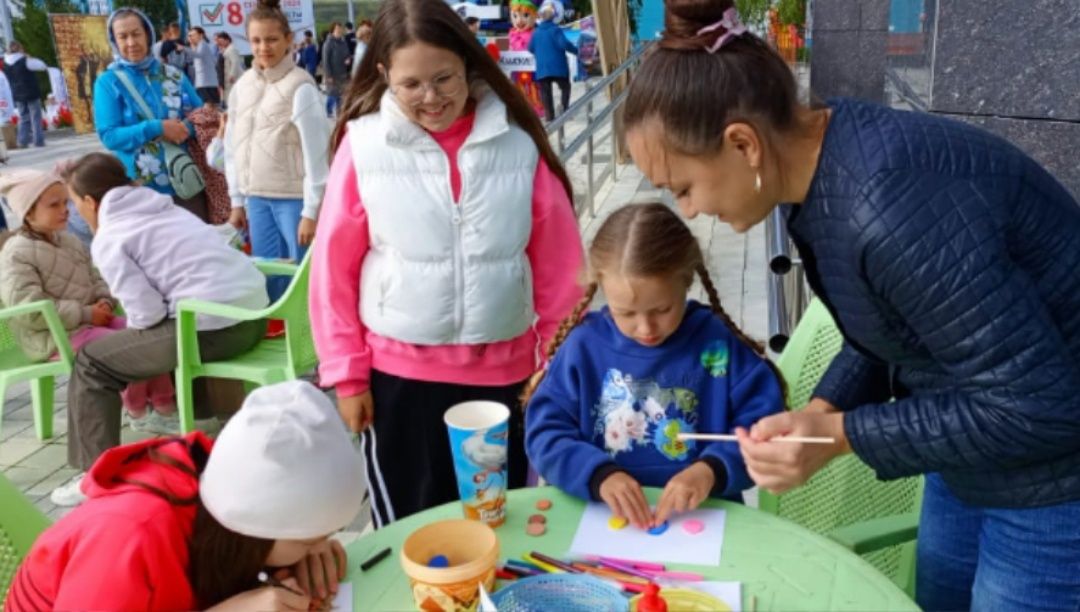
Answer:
[{"left": 624, "top": 1, "right": 1080, "bottom": 610}]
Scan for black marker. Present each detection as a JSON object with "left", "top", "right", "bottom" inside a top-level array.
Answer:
[{"left": 360, "top": 547, "right": 392, "bottom": 572}]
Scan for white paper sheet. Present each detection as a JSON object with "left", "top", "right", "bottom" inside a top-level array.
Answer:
[
  {"left": 692, "top": 582, "right": 742, "bottom": 612},
  {"left": 330, "top": 582, "right": 354, "bottom": 611},
  {"left": 568, "top": 502, "right": 728, "bottom": 566}
]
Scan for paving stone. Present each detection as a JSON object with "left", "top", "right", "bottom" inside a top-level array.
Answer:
[
  {"left": 3, "top": 464, "right": 50, "bottom": 489},
  {"left": 25, "top": 467, "right": 80, "bottom": 498},
  {"left": 0, "top": 437, "right": 44, "bottom": 467},
  {"left": 20, "top": 444, "right": 70, "bottom": 472}
]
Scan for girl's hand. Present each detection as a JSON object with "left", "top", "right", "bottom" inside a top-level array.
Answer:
[
  {"left": 228, "top": 207, "right": 247, "bottom": 230},
  {"left": 161, "top": 119, "right": 189, "bottom": 144},
  {"left": 653, "top": 461, "right": 715, "bottom": 525},
  {"left": 598, "top": 471, "right": 651, "bottom": 530},
  {"left": 216, "top": 111, "right": 228, "bottom": 138},
  {"left": 298, "top": 217, "right": 316, "bottom": 247},
  {"left": 736, "top": 411, "right": 851, "bottom": 494},
  {"left": 206, "top": 578, "right": 310, "bottom": 611},
  {"left": 338, "top": 391, "right": 374, "bottom": 432},
  {"left": 90, "top": 301, "right": 114, "bottom": 326},
  {"left": 293, "top": 539, "right": 347, "bottom": 601},
  {"left": 803, "top": 398, "right": 839, "bottom": 414}
]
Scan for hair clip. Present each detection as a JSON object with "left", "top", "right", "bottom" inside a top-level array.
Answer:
[{"left": 697, "top": 7, "right": 748, "bottom": 53}]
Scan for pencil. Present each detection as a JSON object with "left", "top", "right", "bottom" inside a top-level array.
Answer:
[
  {"left": 677, "top": 433, "right": 835, "bottom": 444},
  {"left": 257, "top": 571, "right": 304, "bottom": 597}
]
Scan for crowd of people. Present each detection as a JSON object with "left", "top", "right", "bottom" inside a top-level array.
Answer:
[{"left": 1, "top": 0, "right": 1079, "bottom": 609}]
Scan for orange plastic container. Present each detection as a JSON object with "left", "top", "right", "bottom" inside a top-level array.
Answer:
[{"left": 400, "top": 519, "right": 500, "bottom": 611}]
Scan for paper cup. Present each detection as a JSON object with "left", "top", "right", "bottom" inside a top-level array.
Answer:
[
  {"left": 444, "top": 401, "right": 510, "bottom": 528},
  {"left": 400, "top": 519, "right": 500, "bottom": 611}
]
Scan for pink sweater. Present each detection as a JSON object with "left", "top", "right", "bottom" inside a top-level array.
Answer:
[{"left": 311, "top": 111, "right": 584, "bottom": 398}]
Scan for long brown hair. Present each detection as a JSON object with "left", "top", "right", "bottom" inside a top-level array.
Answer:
[
  {"left": 624, "top": 0, "right": 799, "bottom": 158},
  {"left": 110, "top": 438, "right": 275, "bottom": 608},
  {"left": 330, "top": 0, "right": 573, "bottom": 200},
  {"left": 522, "top": 203, "right": 785, "bottom": 403}
]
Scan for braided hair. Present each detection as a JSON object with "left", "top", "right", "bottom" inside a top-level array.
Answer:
[{"left": 521, "top": 202, "right": 785, "bottom": 405}]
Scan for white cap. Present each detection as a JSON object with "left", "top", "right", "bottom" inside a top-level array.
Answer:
[{"left": 201, "top": 381, "right": 366, "bottom": 540}]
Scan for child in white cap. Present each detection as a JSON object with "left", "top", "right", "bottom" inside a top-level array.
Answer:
[
  {"left": 5, "top": 380, "right": 367, "bottom": 611},
  {"left": 0, "top": 168, "right": 176, "bottom": 430}
]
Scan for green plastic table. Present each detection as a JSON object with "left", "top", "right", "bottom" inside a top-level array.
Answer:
[{"left": 345, "top": 487, "right": 918, "bottom": 611}]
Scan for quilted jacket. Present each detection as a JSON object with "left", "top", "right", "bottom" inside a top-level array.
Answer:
[
  {"left": 788, "top": 98, "right": 1080, "bottom": 509},
  {"left": 0, "top": 231, "right": 112, "bottom": 361}
]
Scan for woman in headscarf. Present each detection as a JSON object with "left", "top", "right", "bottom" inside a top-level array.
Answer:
[{"left": 93, "top": 8, "right": 209, "bottom": 220}]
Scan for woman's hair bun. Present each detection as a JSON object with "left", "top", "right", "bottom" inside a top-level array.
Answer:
[
  {"left": 257, "top": 0, "right": 282, "bottom": 11},
  {"left": 663, "top": 0, "right": 736, "bottom": 45}
]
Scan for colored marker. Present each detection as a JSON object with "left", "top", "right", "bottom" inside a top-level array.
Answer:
[
  {"left": 530, "top": 551, "right": 581, "bottom": 574},
  {"left": 495, "top": 568, "right": 519, "bottom": 581},
  {"left": 571, "top": 563, "right": 650, "bottom": 585},
  {"left": 641, "top": 569, "right": 705, "bottom": 582},
  {"left": 505, "top": 559, "right": 543, "bottom": 574},
  {"left": 522, "top": 553, "right": 562, "bottom": 573},
  {"left": 359, "top": 547, "right": 391, "bottom": 572},
  {"left": 585, "top": 555, "right": 666, "bottom": 572},
  {"left": 596, "top": 558, "right": 656, "bottom": 581}
]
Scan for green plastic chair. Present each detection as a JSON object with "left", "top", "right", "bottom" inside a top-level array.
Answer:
[
  {"left": 758, "top": 299, "right": 924, "bottom": 598},
  {"left": 0, "top": 300, "right": 75, "bottom": 441},
  {"left": 0, "top": 472, "right": 51, "bottom": 603},
  {"left": 174, "top": 252, "right": 317, "bottom": 433}
]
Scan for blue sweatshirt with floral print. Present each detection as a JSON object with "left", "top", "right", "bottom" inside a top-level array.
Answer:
[
  {"left": 526, "top": 301, "right": 784, "bottom": 502},
  {"left": 93, "top": 62, "right": 202, "bottom": 194}
]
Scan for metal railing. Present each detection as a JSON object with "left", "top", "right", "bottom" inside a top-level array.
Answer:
[
  {"left": 545, "top": 41, "right": 653, "bottom": 216},
  {"left": 765, "top": 207, "right": 809, "bottom": 353}
]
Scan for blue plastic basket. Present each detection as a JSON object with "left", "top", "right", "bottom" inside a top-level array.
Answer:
[{"left": 490, "top": 574, "right": 629, "bottom": 611}]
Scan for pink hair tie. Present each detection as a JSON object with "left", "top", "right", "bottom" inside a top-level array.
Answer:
[{"left": 697, "top": 7, "right": 748, "bottom": 53}]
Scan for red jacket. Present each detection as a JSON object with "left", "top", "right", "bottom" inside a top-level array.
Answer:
[{"left": 6, "top": 433, "right": 213, "bottom": 611}]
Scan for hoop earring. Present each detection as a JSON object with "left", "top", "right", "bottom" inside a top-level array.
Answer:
[{"left": 754, "top": 172, "right": 762, "bottom": 194}]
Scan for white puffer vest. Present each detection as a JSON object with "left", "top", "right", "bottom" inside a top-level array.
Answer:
[
  {"left": 349, "top": 88, "right": 539, "bottom": 345},
  {"left": 228, "top": 57, "right": 313, "bottom": 199}
]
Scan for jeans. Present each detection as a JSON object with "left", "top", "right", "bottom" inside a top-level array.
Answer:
[
  {"left": 916, "top": 473, "right": 1080, "bottom": 611},
  {"left": 16, "top": 100, "right": 44, "bottom": 147},
  {"left": 326, "top": 94, "right": 340, "bottom": 118},
  {"left": 538, "top": 77, "right": 571, "bottom": 122},
  {"left": 246, "top": 195, "right": 306, "bottom": 301}
]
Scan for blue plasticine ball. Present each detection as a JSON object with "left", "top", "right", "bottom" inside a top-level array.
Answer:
[
  {"left": 428, "top": 554, "right": 450, "bottom": 568},
  {"left": 647, "top": 521, "right": 670, "bottom": 536}
]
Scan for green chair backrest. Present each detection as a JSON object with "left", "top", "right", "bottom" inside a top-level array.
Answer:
[
  {"left": 760, "top": 299, "right": 923, "bottom": 590},
  {"left": 264, "top": 250, "right": 317, "bottom": 378},
  {"left": 0, "top": 473, "right": 50, "bottom": 603}
]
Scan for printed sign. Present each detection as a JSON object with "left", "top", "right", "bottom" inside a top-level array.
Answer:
[
  {"left": 497, "top": 50, "right": 536, "bottom": 74},
  {"left": 188, "top": 0, "right": 314, "bottom": 55}
]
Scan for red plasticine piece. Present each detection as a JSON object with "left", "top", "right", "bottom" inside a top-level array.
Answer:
[
  {"left": 528, "top": 514, "right": 547, "bottom": 525},
  {"left": 526, "top": 522, "right": 547, "bottom": 536},
  {"left": 536, "top": 499, "right": 553, "bottom": 511}
]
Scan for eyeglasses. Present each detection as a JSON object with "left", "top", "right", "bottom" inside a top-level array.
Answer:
[{"left": 387, "top": 72, "right": 466, "bottom": 106}]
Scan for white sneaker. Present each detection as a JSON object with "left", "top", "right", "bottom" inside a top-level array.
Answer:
[
  {"left": 130, "top": 409, "right": 182, "bottom": 435},
  {"left": 50, "top": 472, "right": 87, "bottom": 507}
]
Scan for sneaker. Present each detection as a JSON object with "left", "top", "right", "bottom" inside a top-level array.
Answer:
[
  {"left": 50, "top": 472, "right": 87, "bottom": 507},
  {"left": 130, "top": 409, "right": 182, "bottom": 435}
]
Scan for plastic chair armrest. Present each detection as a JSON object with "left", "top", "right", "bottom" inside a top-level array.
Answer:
[
  {"left": 0, "top": 300, "right": 75, "bottom": 364},
  {"left": 255, "top": 260, "right": 300, "bottom": 277},
  {"left": 176, "top": 298, "right": 270, "bottom": 322},
  {"left": 827, "top": 513, "right": 920, "bottom": 555}
]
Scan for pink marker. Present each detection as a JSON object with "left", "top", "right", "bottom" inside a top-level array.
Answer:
[
  {"left": 585, "top": 555, "right": 666, "bottom": 572},
  {"left": 596, "top": 558, "right": 657, "bottom": 581},
  {"left": 641, "top": 569, "right": 705, "bottom": 582}
]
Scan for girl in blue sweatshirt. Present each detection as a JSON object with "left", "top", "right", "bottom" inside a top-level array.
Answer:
[{"left": 525, "top": 203, "right": 784, "bottom": 529}]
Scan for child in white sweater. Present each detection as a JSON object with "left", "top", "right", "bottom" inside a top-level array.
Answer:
[{"left": 49, "top": 152, "right": 269, "bottom": 507}]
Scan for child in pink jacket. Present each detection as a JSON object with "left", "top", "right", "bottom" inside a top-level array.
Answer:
[{"left": 311, "top": 0, "right": 584, "bottom": 526}]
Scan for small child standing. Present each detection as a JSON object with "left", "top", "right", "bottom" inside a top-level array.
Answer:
[
  {"left": 0, "top": 169, "right": 176, "bottom": 432},
  {"left": 525, "top": 203, "right": 785, "bottom": 529}
]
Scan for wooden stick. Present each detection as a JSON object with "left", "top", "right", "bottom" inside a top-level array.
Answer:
[{"left": 676, "top": 433, "right": 835, "bottom": 444}]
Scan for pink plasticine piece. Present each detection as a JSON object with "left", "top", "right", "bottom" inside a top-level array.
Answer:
[{"left": 682, "top": 519, "right": 705, "bottom": 535}]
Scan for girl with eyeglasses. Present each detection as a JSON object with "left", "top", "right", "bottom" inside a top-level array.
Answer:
[{"left": 310, "top": 0, "right": 584, "bottom": 526}]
